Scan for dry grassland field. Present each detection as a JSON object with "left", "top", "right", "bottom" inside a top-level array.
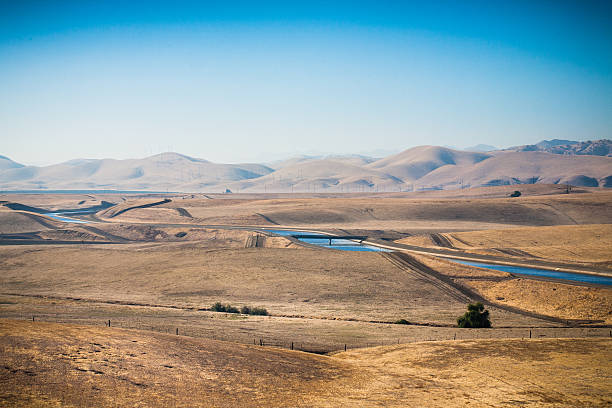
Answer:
[
  {"left": 398, "top": 224, "right": 612, "bottom": 268},
  {"left": 1, "top": 320, "right": 610, "bottom": 407},
  {"left": 96, "top": 187, "right": 612, "bottom": 232},
  {"left": 0, "top": 186, "right": 611, "bottom": 406}
]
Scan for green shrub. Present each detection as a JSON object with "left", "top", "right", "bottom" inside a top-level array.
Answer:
[
  {"left": 395, "top": 319, "right": 410, "bottom": 325},
  {"left": 211, "top": 302, "right": 239, "bottom": 313},
  {"left": 240, "top": 305, "right": 268, "bottom": 315},
  {"left": 510, "top": 190, "right": 521, "bottom": 197},
  {"left": 212, "top": 302, "right": 267, "bottom": 315},
  {"left": 211, "top": 302, "right": 226, "bottom": 312},
  {"left": 226, "top": 305, "right": 240, "bottom": 313},
  {"left": 457, "top": 302, "right": 491, "bottom": 328},
  {"left": 249, "top": 307, "right": 268, "bottom": 316}
]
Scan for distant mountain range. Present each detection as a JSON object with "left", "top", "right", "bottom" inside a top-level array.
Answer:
[
  {"left": 1, "top": 140, "right": 610, "bottom": 192},
  {"left": 506, "top": 139, "right": 612, "bottom": 156}
]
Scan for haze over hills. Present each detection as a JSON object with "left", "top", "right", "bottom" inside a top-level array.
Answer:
[
  {"left": 0, "top": 155, "right": 25, "bottom": 171},
  {"left": 0, "top": 153, "right": 273, "bottom": 192},
  {"left": 1, "top": 140, "right": 610, "bottom": 192},
  {"left": 463, "top": 144, "right": 498, "bottom": 152}
]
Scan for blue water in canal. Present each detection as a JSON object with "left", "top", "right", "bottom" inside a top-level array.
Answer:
[
  {"left": 44, "top": 210, "right": 96, "bottom": 224},
  {"left": 265, "top": 229, "right": 611, "bottom": 285},
  {"left": 263, "top": 229, "right": 390, "bottom": 252},
  {"left": 453, "top": 260, "right": 612, "bottom": 286}
]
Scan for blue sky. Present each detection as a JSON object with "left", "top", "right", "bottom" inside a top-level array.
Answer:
[{"left": 1, "top": 1, "right": 611, "bottom": 165}]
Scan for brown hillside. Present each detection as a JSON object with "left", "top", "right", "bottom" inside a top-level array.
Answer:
[{"left": 1, "top": 319, "right": 610, "bottom": 407}]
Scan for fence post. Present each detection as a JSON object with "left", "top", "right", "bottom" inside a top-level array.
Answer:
[
  {"left": 32, "top": 316, "right": 35, "bottom": 322},
  {"left": 344, "top": 344, "right": 347, "bottom": 352},
  {"left": 454, "top": 333, "right": 456, "bottom": 340},
  {"left": 176, "top": 328, "right": 179, "bottom": 335},
  {"left": 260, "top": 339, "right": 263, "bottom": 346},
  {"left": 291, "top": 342, "right": 294, "bottom": 350},
  {"left": 529, "top": 329, "right": 532, "bottom": 339}
]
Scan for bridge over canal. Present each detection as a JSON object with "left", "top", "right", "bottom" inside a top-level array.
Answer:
[{"left": 288, "top": 234, "right": 368, "bottom": 245}]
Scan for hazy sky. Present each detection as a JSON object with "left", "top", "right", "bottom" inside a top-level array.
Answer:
[{"left": 1, "top": 1, "right": 611, "bottom": 165}]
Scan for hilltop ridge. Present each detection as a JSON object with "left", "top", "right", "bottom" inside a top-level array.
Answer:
[{"left": 1, "top": 141, "right": 610, "bottom": 192}]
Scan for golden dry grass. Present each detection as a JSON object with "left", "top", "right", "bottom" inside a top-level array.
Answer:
[
  {"left": 400, "top": 224, "right": 612, "bottom": 268},
  {"left": 411, "top": 254, "right": 612, "bottom": 324},
  {"left": 334, "top": 336, "right": 612, "bottom": 407},
  {"left": 1, "top": 319, "right": 610, "bottom": 407},
  {"left": 0, "top": 211, "right": 53, "bottom": 234},
  {"left": 0, "top": 193, "right": 115, "bottom": 211},
  {"left": 466, "top": 278, "right": 612, "bottom": 323},
  {"left": 0, "top": 244, "right": 471, "bottom": 324},
  {"left": 5, "top": 293, "right": 584, "bottom": 352},
  {"left": 100, "top": 190, "right": 612, "bottom": 231},
  {"left": 0, "top": 319, "right": 355, "bottom": 407},
  {"left": 2, "top": 189, "right": 612, "bottom": 406}
]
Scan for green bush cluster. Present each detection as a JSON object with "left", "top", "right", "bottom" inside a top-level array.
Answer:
[
  {"left": 210, "top": 302, "right": 268, "bottom": 316},
  {"left": 457, "top": 302, "right": 491, "bottom": 328},
  {"left": 211, "top": 302, "right": 239, "bottom": 313},
  {"left": 240, "top": 305, "right": 268, "bottom": 316}
]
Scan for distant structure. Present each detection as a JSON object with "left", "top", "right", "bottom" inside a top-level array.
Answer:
[{"left": 224, "top": 188, "right": 232, "bottom": 194}]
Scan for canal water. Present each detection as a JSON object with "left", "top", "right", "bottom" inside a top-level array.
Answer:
[
  {"left": 44, "top": 216, "right": 608, "bottom": 285},
  {"left": 452, "top": 260, "right": 612, "bottom": 286},
  {"left": 263, "top": 229, "right": 390, "bottom": 252},
  {"left": 44, "top": 210, "right": 95, "bottom": 224},
  {"left": 265, "top": 229, "right": 611, "bottom": 285}
]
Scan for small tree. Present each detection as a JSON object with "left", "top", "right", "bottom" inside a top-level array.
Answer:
[{"left": 457, "top": 302, "right": 491, "bottom": 328}]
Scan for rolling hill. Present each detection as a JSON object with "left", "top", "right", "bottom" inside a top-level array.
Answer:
[
  {"left": 507, "top": 139, "right": 612, "bottom": 156},
  {"left": 0, "top": 155, "right": 24, "bottom": 171},
  {"left": 417, "top": 150, "right": 612, "bottom": 189},
  {"left": 1, "top": 143, "right": 610, "bottom": 192},
  {"left": 366, "top": 146, "right": 491, "bottom": 181},
  {"left": 0, "top": 153, "right": 273, "bottom": 191}
]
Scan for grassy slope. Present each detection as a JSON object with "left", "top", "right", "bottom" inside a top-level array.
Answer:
[
  {"left": 0, "top": 211, "right": 53, "bottom": 234},
  {"left": 443, "top": 224, "right": 612, "bottom": 266},
  {"left": 397, "top": 224, "right": 612, "bottom": 270},
  {"left": 1, "top": 319, "right": 610, "bottom": 407},
  {"left": 334, "top": 336, "right": 612, "bottom": 407},
  {"left": 111, "top": 189, "right": 612, "bottom": 231},
  {"left": 0, "top": 319, "right": 353, "bottom": 408},
  {"left": 0, "top": 245, "right": 472, "bottom": 324},
  {"left": 411, "top": 254, "right": 612, "bottom": 324}
]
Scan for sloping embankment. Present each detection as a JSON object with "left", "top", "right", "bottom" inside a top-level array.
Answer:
[{"left": 100, "top": 199, "right": 172, "bottom": 218}]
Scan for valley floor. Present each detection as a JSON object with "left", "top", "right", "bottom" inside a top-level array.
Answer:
[{"left": 0, "top": 187, "right": 611, "bottom": 406}]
